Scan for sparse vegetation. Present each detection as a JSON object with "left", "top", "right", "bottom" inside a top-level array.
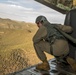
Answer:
[{"left": 0, "top": 18, "right": 54, "bottom": 75}]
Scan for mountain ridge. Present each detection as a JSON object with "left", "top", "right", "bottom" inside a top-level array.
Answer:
[{"left": 0, "top": 17, "right": 35, "bottom": 29}]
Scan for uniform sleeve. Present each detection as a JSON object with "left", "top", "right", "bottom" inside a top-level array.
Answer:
[
  {"left": 56, "top": 24, "right": 73, "bottom": 33},
  {"left": 33, "top": 25, "right": 47, "bottom": 44}
]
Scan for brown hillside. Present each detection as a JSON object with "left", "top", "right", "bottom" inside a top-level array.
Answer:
[{"left": 0, "top": 18, "right": 54, "bottom": 75}]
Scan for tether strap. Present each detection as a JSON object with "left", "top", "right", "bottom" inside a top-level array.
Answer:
[{"left": 50, "top": 46, "right": 53, "bottom": 55}]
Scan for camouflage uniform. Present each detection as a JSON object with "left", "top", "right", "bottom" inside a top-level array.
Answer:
[
  {"left": 33, "top": 15, "right": 73, "bottom": 71},
  {"left": 33, "top": 23, "right": 72, "bottom": 62}
]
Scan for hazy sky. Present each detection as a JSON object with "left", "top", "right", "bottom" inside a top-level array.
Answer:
[{"left": 0, "top": 0, "right": 65, "bottom": 24}]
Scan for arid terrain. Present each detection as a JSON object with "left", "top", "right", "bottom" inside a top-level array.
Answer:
[{"left": 0, "top": 18, "right": 54, "bottom": 75}]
